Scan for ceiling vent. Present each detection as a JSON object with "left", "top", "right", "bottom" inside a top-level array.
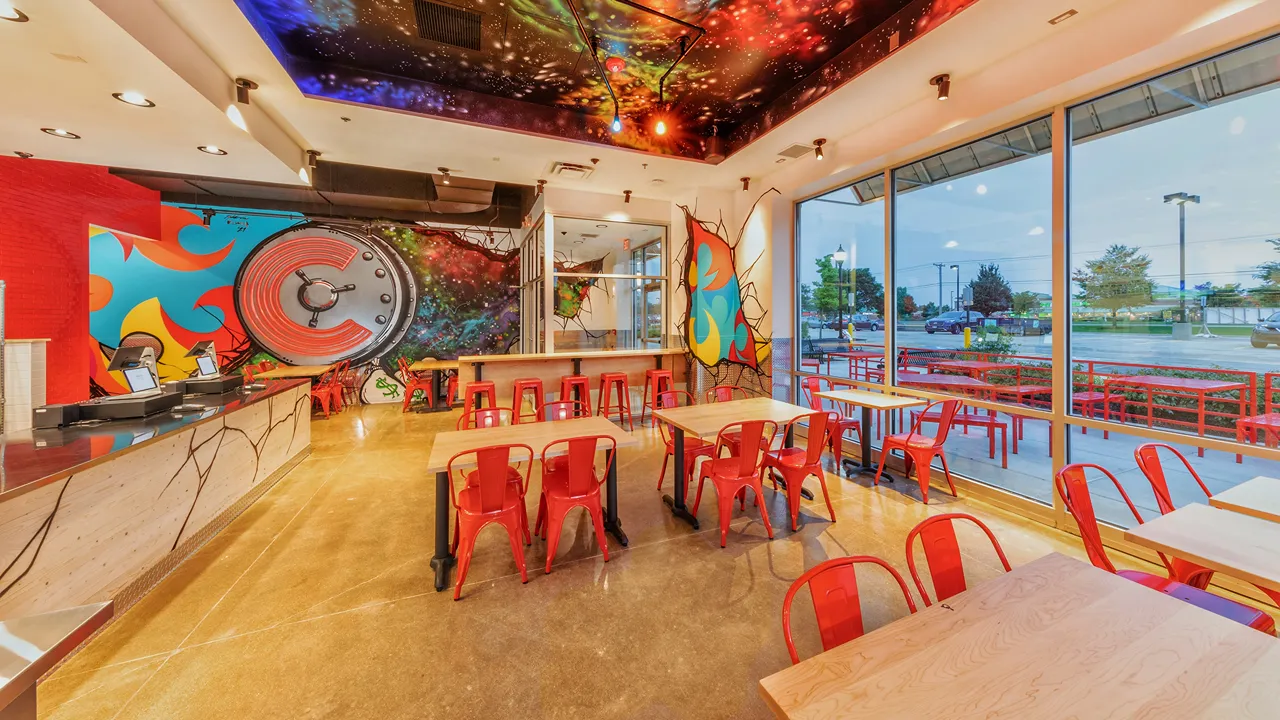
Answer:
[
  {"left": 413, "top": 0, "right": 482, "bottom": 51},
  {"left": 549, "top": 162, "right": 595, "bottom": 180},
  {"left": 777, "top": 143, "right": 815, "bottom": 160}
]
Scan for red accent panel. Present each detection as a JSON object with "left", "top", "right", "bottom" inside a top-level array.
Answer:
[
  {"left": 0, "top": 157, "right": 160, "bottom": 403},
  {"left": 239, "top": 236, "right": 371, "bottom": 356}
]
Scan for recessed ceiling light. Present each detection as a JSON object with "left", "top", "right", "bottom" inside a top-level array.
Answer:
[
  {"left": 226, "top": 104, "right": 247, "bottom": 131},
  {"left": 1048, "top": 9, "right": 1077, "bottom": 25},
  {"left": 41, "top": 128, "right": 80, "bottom": 139},
  {"left": 197, "top": 145, "right": 227, "bottom": 155},
  {"left": 596, "top": 224, "right": 608, "bottom": 228},
  {"left": 1, "top": 4, "right": 29, "bottom": 22},
  {"left": 112, "top": 91, "right": 154, "bottom": 107}
]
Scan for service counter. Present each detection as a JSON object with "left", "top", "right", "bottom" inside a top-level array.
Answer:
[
  {"left": 0, "top": 379, "right": 311, "bottom": 619},
  {"left": 456, "top": 348, "right": 688, "bottom": 407}
]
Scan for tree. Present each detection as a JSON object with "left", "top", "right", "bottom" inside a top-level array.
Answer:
[
  {"left": 896, "top": 287, "right": 917, "bottom": 317},
  {"left": 967, "top": 263, "right": 1013, "bottom": 315},
  {"left": 812, "top": 255, "right": 841, "bottom": 317},
  {"left": 853, "top": 268, "right": 884, "bottom": 314},
  {"left": 799, "top": 283, "right": 813, "bottom": 313},
  {"left": 1250, "top": 238, "right": 1280, "bottom": 306},
  {"left": 1201, "top": 283, "right": 1251, "bottom": 308},
  {"left": 921, "top": 301, "right": 940, "bottom": 318},
  {"left": 1072, "top": 244, "right": 1155, "bottom": 325},
  {"left": 1011, "top": 291, "right": 1041, "bottom": 315}
]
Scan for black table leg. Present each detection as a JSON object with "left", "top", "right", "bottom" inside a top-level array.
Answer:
[
  {"left": 840, "top": 406, "right": 893, "bottom": 481},
  {"left": 474, "top": 362, "right": 484, "bottom": 382},
  {"left": 431, "top": 470, "right": 455, "bottom": 591},
  {"left": 603, "top": 452, "right": 628, "bottom": 546},
  {"left": 662, "top": 427, "right": 700, "bottom": 529}
]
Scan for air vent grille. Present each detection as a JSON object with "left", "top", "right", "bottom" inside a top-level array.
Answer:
[
  {"left": 778, "top": 143, "right": 814, "bottom": 159},
  {"left": 413, "top": 0, "right": 482, "bottom": 51}
]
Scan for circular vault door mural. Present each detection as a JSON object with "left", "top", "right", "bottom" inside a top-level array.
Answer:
[{"left": 234, "top": 223, "right": 415, "bottom": 366}]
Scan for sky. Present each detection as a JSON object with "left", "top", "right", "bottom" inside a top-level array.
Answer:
[{"left": 797, "top": 56, "right": 1280, "bottom": 309}]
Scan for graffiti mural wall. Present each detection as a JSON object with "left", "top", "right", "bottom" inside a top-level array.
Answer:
[{"left": 89, "top": 204, "right": 519, "bottom": 403}]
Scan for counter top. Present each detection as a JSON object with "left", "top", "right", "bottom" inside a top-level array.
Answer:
[
  {"left": 457, "top": 348, "right": 685, "bottom": 364},
  {"left": 0, "top": 338, "right": 50, "bottom": 344},
  {"left": 0, "top": 379, "right": 309, "bottom": 502}
]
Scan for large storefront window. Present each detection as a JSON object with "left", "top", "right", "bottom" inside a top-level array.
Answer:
[
  {"left": 891, "top": 118, "right": 1054, "bottom": 504},
  {"left": 1067, "top": 35, "right": 1280, "bottom": 509}
]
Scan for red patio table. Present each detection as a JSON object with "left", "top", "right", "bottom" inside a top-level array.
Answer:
[
  {"left": 926, "top": 359, "right": 1022, "bottom": 385},
  {"left": 827, "top": 350, "right": 882, "bottom": 381},
  {"left": 1102, "top": 375, "right": 1252, "bottom": 457}
]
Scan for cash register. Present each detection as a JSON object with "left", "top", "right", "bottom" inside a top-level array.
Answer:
[
  {"left": 180, "top": 341, "right": 244, "bottom": 395},
  {"left": 32, "top": 346, "right": 183, "bottom": 428}
]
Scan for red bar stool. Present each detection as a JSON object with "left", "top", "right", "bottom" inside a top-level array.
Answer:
[
  {"left": 640, "top": 368, "right": 674, "bottom": 427},
  {"left": 511, "top": 377, "right": 544, "bottom": 424},
  {"left": 597, "top": 372, "right": 634, "bottom": 430},
  {"left": 463, "top": 380, "right": 497, "bottom": 416},
  {"left": 559, "top": 375, "right": 592, "bottom": 415}
]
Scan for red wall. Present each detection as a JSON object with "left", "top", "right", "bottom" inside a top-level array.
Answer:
[{"left": 0, "top": 157, "right": 159, "bottom": 404}]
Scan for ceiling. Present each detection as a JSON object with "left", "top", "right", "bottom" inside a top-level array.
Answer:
[{"left": 233, "top": 0, "right": 941, "bottom": 160}]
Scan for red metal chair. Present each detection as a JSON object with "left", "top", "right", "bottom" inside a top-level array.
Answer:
[
  {"left": 446, "top": 443, "right": 533, "bottom": 600},
  {"left": 692, "top": 420, "right": 778, "bottom": 547},
  {"left": 704, "top": 385, "right": 750, "bottom": 403},
  {"left": 912, "top": 402, "right": 1007, "bottom": 469},
  {"left": 781, "top": 555, "right": 917, "bottom": 665},
  {"left": 310, "top": 366, "right": 340, "bottom": 418},
  {"left": 327, "top": 360, "right": 350, "bottom": 412},
  {"left": 1134, "top": 443, "right": 1280, "bottom": 607},
  {"left": 763, "top": 411, "right": 837, "bottom": 531},
  {"left": 905, "top": 513, "right": 1011, "bottom": 606},
  {"left": 655, "top": 390, "right": 714, "bottom": 495},
  {"left": 1235, "top": 373, "right": 1280, "bottom": 461},
  {"left": 534, "top": 435, "right": 616, "bottom": 574},
  {"left": 542, "top": 399, "right": 591, "bottom": 421},
  {"left": 874, "top": 399, "right": 961, "bottom": 504},
  {"left": 397, "top": 357, "right": 434, "bottom": 413},
  {"left": 1055, "top": 463, "right": 1275, "bottom": 634},
  {"left": 800, "top": 376, "right": 860, "bottom": 464},
  {"left": 456, "top": 407, "right": 515, "bottom": 430}
]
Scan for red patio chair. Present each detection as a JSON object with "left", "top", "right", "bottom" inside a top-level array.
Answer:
[
  {"left": 654, "top": 390, "right": 714, "bottom": 494},
  {"left": 704, "top": 385, "right": 750, "bottom": 403},
  {"left": 874, "top": 399, "right": 961, "bottom": 504},
  {"left": 800, "top": 376, "right": 861, "bottom": 464},
  {"left": 456, "top": 407, "right": 515, "bottom": 430},
  {"left": 1134, "top": 443, "right": 1280, "bottom": 607},
  {"left": 781, "top": 555, "right": 917, "bottom": 665},
  {"left": 691, "top": 420, "right": 779, "bottom": 547},
  {"left": 534, "top": 435, "right": 616, "bottom": 574},
  {"left": 397, "top": 357, "right": 435, "bottom": 413},
  {"left": 763, "top": 411, "right": 837, "bottom": 531},
  {"left": 905, "top": 513, "right": 1011, "bottom": 606},
  {"left": 1236, "top": 372, "right": 1280, "bottom": 461},
  {"left": 911, "top": 402, "right": 1007, "bottom": 469},
  {"left": 1055, "top": 463, "right": 1274, "bottom": 634},
  {"left": 446, "top": 443, "right": 533, "bottom": 600},
  {"left": 311, "top": 366, "right": 340, "bottom": 418}
]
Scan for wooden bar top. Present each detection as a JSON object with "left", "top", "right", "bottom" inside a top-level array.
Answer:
[
  {"left": 456, "top": 348, "right": 685, "bottom": 364},
  {"left": 254, "top": 364, "right": 336, "bottom": 379},
  {"left": 814, "top": 389, "right": 927, "bottom": 411},
  {"left": 408, "top": 359, "right": 459, "bottom": 373},
  {"left": 759, "top": 553, "right": 1280, "bottom": 719},
  {"left": 1124, "top": 503, "right": 1280, "bottom": 593},
  {"left": 426, "top": 416, "right": 638, "bottom": 473},
  {"left": 652, "top": 397, "right": 811, "bottom": 438},
  {"left": 1210, "top": 476, "right": 1280, "bottom": 524}
]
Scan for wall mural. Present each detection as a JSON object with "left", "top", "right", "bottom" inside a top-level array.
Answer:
[
  {"left": 235, "top": 0, "right": 977, "bottom": 160},
  {"left": 89, "top": 205, "right": 519, "bottom": 404},
  {"left": 678, "top": 192, "right": 774, "bottom": 394}
]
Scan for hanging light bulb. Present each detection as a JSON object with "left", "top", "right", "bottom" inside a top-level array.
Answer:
[
  {"left": 813, "top": 138, "right": 826, "bottom": 160},
  {"left": 655, "top": 118, "right": 667, "bottom": 136},
  {"left": 611, "top": 114, "right": 622, "bottom": 134}
]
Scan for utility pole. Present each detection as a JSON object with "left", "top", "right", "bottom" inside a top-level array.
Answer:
[
  {"left": 932, "top": 262, "right": 947, "bottom": 310},
  {"left": 1163, "top": 192, "right": 1200, "bottom": 325}
]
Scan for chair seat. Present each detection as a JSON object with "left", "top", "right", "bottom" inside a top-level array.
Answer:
[
  {"left": 700, "top": 456, "right": 753, "bottom": 479},
  {"left": 668, "top": 436, "right": 714, "bottom": 454},
  {"left": 763, "top": 447, "right": 809, "bottom": 468},
  {"left": 1118, "top": 570, "right": 1275, "bottom": 633},
  {"left": 540, "top": 469, "right": 602, "bottom": 500},
  {"left": 883, "top": 432, "right": 941, "bottom": 450},
  {"left": 457, "top": 480, "right": 524, "bottom": 515}
]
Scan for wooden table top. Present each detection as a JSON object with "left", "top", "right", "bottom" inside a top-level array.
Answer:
[
  {"left": 426, "top": 416, "right": 638, "bottom": 473},
  {"left": 456, "top": 348, "right": 685, "bottom": 364},
  {"left": 652, "top": 397, "right": 811, "bottom": 438},
  {"left": 1210, "top": 476, "right": 1280, "bottom": 524},
  {"left": 253, "top": 364, "right": 336, "bottom": 380},
  {"left": 814, "top": 389, "right": 927, "bottom": 411},
  {"left": 758, "top": 553, "right": 1280, "bottom": 719},
  {"left": 0, "top": 601, "right": 112, "bottom": 711},
  {"left": 1124, "top": 503, "right": 1280, "bottom": 593},
  {"left": 408, "top": 359, "right": 459, "bottom": 372}
]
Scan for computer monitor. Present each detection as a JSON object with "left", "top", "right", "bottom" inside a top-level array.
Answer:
[
  {"left": 123, "top": 366, "right": 159, "bottom": 393},
  {"left": 195, "top": 355, "right": 218, "bottom": 377}
]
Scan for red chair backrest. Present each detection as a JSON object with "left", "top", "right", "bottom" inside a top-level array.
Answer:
[
  {"left": 1133, "top": 443, "right": 1211, "bottom": 515},
  {"left": 331, "top": 360, "right": 350, "bottom": 386},
  {"left": 396, "top": 357, "right": 413, "bottom": 381},
  {"left": 541, "top": 435, "right": 616, "bottom": 496},
  {"left": 447, "top": 444, "right": 532, "bottom": 513},
  {"left": 796, "top": 411, "right": 829, "bottom": 466},
  {"left": 905, "top": 513, "right": 1011, "bottom": 606},
  {"left": 782, "top": 555, "right": 917, "bottom": 665},
  {"left": 906, "top": 399, "right": 960, "bottom": 446},
  {"left": 801, "top": 376, "right": 825, "bottom": 412},
  {"left": 1055, "top": 463, "right": 1155, "bottom": 575},
  {"left": 543, "top": 399, "right": 589, "bottom": 422},
  {"left": 656, "top": 390, "right": 695, "bottom": 444},
  {"left": 705, "top": 385, "right": 749, "bottom": 403},
  {"left": 457, "top": 407, "right": 514, "bottom": 430},
  {"left": 243, "top": 365, "right": 258, "bottom": 381},
  {"left": 714, "top": 420, "right": 777, "bottom": 478}
]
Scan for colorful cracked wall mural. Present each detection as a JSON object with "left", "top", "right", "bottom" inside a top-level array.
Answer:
[
  {"left": 678, "top": 193, "right": 772, "bottom": 393},
  {"left": 89, "top": 205, "right": 518, "bottom": 403},
  {"left": 235, "top": 0, "right": 978, "bottom": 160}
]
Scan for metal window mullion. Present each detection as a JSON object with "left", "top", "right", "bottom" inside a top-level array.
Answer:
[
  {"left": 883, "top": 168, "right": 895, "bottom": 391},
  {"left": 1050, "top": 105, "right": 1070, "bottom": 528}
]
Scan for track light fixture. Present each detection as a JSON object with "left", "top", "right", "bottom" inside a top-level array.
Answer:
[
  {"left": 931, "top": 74, "right": 951, "bottom": 101},
  {"left": 201, "top": 209, "right": 216, "bottom": 227},
  {"left": 536, "top": 179, "right": 546, "bottom": 196},
  {"left": 623, "top": 190, "right": 632, "bottom": 204},
  {"left": 813, "top": 138, "right": 826, "bottom": 160},
  {"left": 307, "top": 150, "right": 321, "bottom": 169},
  {"left": 234, "top": 77, "right": 258, "bottom": 105},
  {"left": 14, "top": 151, "right": 33, "bottom": 159},
  {"left": 705, "top": 123, "right": 726, "bottom": 164},
  {"left": 438, "top": 167, "right": 451, "bottom": 185},
  {"left": 741, "top": 177, "right": 750, "bottom": 191}
]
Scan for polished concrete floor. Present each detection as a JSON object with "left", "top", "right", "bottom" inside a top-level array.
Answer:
[{"left": 39, "top": 403, "right": 1276, "bottom": 719}]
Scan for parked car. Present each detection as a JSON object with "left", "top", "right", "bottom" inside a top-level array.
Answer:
[
  {"left": 924, "top": 310, "right": 987, "bottom": 334},
  {"left": 825, "top": 314, "right": 883, "bottom": 331},
  {"left": 1251, "top": 312, "right": 1280, "bottom": 347}
]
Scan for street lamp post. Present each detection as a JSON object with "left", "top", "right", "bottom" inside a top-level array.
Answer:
[
  {"left": 833, "top": 244, "right": 848, "bottom": 340},
  {"left": 1163, "top": 192, "right": 1200, "bottom": 327},
  {"left": 950, "top": 264, "right": 961, "bottom": 322}
]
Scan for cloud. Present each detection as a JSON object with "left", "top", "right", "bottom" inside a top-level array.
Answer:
[
  {"left": 945, "top": 240, "right": 958, "bottom": 248},
  {"left": 1028, "top": 226, "right": 1045, "bottom": 236},
  {"left": 1230, "top": 116, "right": 1247, "bottom": 135},
  {"left": 976, "top": 184, "right": 988, "bottom": 195}
]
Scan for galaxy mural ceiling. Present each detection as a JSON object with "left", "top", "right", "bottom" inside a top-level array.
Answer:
[{"left": 236, "top": 0, "right": 978, "bottom": 160}]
